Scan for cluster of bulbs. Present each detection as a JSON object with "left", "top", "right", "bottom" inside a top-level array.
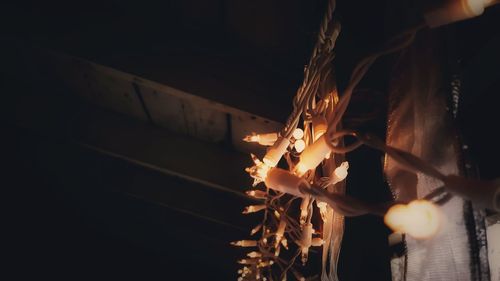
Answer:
[
  {"left": 244, "top": 127, "right": 442, "bottom": 239},
  {"left": 232, "top": 0, "right": 500, "bottom": 280},
  {"left": 238, "top": 114, "right": 352, "bottom": 281}
]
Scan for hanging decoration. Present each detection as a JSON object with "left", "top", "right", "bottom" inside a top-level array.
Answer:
[{"left": 233, "top": 0, "right": 500, "bottom": 280}]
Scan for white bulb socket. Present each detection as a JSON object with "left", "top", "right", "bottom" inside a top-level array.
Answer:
[
  {"left": 294, "top": 139, "right": 306, "bottom": 153},
  {"left": 293, "top": 128, "right": 304, "bottom": 140},
  {"left": 264, "top": 168, "right": 308, "bottom": 198},
  {"left": 263, "top": 137, "right": 290, "bottom": 167},
  {"left": 295, "top": 134, "right": 331, "bottom": 176}
]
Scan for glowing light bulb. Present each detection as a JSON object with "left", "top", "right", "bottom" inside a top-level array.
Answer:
[
  {"left": 319, "top": 161, "right": 349, "bottom": 188},
  {"left": 316, "top": 201, "right": 328, "bottom": 222},
  {"left": 264, "top": 168, "right": 309, "bottom": 197},
  {"left": 246, "top": 154, "right": 271, "bottom": 186},
  {"left": 243, "top": 132, "right": 279, "bottom": 146},
  {"left": 250, "top": 224, "right": 262, "bottom": 235},
  {"left": 333, "top": 161, "right": 349, "bottom": 182},
  {"left": 238, "top": 259, "right": 257, "bottom": 265},
  {"left": 281, "top": 238, "right": 288, "bottom": 249},
  {"left": 299, "top": 223, "right": 313, "bottom": 265},
  {"left": 293, "top": 128, "right": 304, "bottom": 140},
  {"left": 258, "top": 260, "right": 274, "bottom": 267},
  {"left": 243, "top": 133, "right": 260, "bottom": 143},
  {"left": 274, "top": 210, "right": 281, "bottom": 219},
  {"left": 247, "top": 252, "right": 262, "bottom": 258},
  {"left": 384, "top": 200, "right": 442, "bottom": 239},
  {"left": 231, "top": 240, "right": 258, "bottom": 247},
  {"left": 275, "top": 220, "right": 287, "bottom": 246},
  {"left": 294, "top": 139, "right": 306, "bottom": 153},
  {"left": 295, "top": 135, "right": 331, "bottom": 176},
  {"left": 300, "top": 196, "right": 310, "bottom": 225},
  {"left": 246, "top": 190, "right": 267, "bottom": 199},
  {"left": 243, "top": 205, "right": 267, "bottom": 214}
]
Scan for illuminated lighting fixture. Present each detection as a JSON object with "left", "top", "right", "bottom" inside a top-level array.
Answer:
[
  {"left": 233, "top": 0, "right": 500, "bottom": 280},
  {"left": 243, "top": 132, "right": 278, "bottom": 146},
  {"left": 384, "top": 200, "right": 442, "bottom": 239}
]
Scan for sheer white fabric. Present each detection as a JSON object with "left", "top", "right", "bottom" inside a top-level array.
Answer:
[{"left": 385, "top": 33, "right": 474, "bottom": 281}]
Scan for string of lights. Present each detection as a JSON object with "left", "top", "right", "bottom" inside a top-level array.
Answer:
[{"left": 234, "top": 1, "right": 500, "bottom": 280}]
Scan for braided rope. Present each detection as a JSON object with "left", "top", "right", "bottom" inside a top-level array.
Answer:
[{"left": 281, "top": 0, "right": 340, "bottom": 138}]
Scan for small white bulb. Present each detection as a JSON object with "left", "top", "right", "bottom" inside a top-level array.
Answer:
[
  {"left": 231, "top": 240, "right": 258, "bottom": 247},
  {"left": 299, "top": 196, "right": 310, "bottom": 225},
  {"left": 294, "top": 139, "right": 306, "bottom": 153},
  {"left": 247, "top": 251, "right": 262, "bottom": 258},
  {"left": 293, "top": 128, "right": 304, "bottom": 140},
  {"left": 250, "top": 224, "right": 262, "bottom": 235},
  {"left": 333, "top": 161, "right": 349, "bottom": 182},
  {"left": 243, "top": 205, "right": 267, "bottom": 214},
  {"left": 316, "top": 201, "right": 328, "bottom": 222},
  {"left": 246, "top": 190, "right": 267, "bottom": 199}
]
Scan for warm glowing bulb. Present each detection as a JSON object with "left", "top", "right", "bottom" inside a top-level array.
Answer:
[
  {"left": 281, "top": 238, "right": 288, "bottom": 249},
  {"left": 316, "top": 201, "right": 328, "bottom": 222},
  {"left": 294, "top": 139, "right": 306, "bottom": 153},
  {"left": 243, "top": 132, "right": 278, "bottom": 146},
  {"left": 293, "top": 128, "right": 304, "bottom": 140},
  {"left": 246, "top": 154, "right": 271, "bottom": 186},
  {"left": 247, "top": 251, "right": 262, "bottom": 258},
  {"left": 238, "top": 259, "right": 257, "bottom": 265},
  {"left": 333, "top": 161, "right": 349, "bottom": 182},
  {"left": 274, "top": 210, "right": 281, "bottom": 219},
  {"left": 246, "top": 190, "right": 267, "bottom": 199},
  {"left": 274, "top": 246, "right": 281, "bottom": 257},
  {"left": 251, "top": 224, "right": 262, "bottom": 235},
  {"left": 300, "top": 196, "right": 310, "bottom": 225},
  {"left": 258, "top": 260, "right": 274, "bottom": 267},
  {"left": 243, "top": 205, "right": 267, "bottom": 214},
  {"left": 299, "top": 223, "right": 313, "bottom": 265},
  {"left": 231, "top": 240, "right": 258, "bottom": 247},
  {"left": 275, "top": 220, "right": 287, "bottom": 246},
  {"left": 243, "top": 134, "right": 260, "bottom": 143},
  {"left": 384, "top": 200, "right": 442, "bottom": 239}
]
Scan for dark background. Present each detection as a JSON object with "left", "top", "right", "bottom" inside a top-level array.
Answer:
[{"left": 2, "top": 1, "right": 499, "bottom": 280}]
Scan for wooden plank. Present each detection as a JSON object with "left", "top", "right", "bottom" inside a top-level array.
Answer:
[
  {"left": 44, "top": 50, "right": 283, "bottom": 154},
  {"left": 49, "top": 53, "right": 148, "bottom": 121},
  {"left": 70, "top": 105, "right": 255, "bottom": 197},
  {"left": 139, "top": 83, "right": 228, "bottom": 143}
]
